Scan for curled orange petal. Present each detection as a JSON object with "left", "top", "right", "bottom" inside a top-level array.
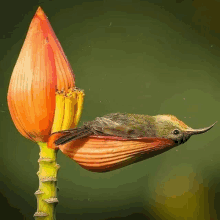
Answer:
[{"left": 48, "top": 133, "right": 175, "bottom": 172}]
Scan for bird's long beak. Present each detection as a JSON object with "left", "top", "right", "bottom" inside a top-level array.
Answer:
[{"left": 186, "top": 121, "right": 217, "bottom": 135}]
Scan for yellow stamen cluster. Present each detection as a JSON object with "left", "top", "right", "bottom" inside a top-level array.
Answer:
[{"left": 52, "top": 87, "right": 85, "bottom": 133}]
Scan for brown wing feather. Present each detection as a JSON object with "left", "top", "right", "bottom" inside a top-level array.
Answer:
[
  {"left": 86, "top": 113, "right": 156, "bottom": 139},
  {"left": 54, "top": 126, "right": 93, "bottom": 145}
]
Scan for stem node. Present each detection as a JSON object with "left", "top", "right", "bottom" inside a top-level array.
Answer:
[
  {"left": 34, "top": 212, "right": 49, "bottom": 217},
  {"left": 44, "top": 197, "right": 59, "bottom": 204}
]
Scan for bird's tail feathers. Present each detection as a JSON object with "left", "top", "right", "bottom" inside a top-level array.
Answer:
[
  {"left": 55, "top": 126, "right": 93, "bottom": 145},
  {"left": 48, "top": 126, "right": 93, "bottom": 149}
]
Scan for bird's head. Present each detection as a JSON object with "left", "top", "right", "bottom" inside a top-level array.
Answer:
[{"left": 153, "top": 115, "right": 217, "bottom": 145}]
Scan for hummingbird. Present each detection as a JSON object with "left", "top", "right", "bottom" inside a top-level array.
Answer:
[{"left": 48, "top": 113, "right": 217, "bottom": 172}]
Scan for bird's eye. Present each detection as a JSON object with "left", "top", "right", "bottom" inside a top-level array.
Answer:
[{"left": 173, "top": 129, "right": 180, "bottom": 135}]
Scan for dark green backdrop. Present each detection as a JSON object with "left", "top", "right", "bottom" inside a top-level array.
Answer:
[{"left": 1, "top": 0, "right": 219, "bottom": 219}]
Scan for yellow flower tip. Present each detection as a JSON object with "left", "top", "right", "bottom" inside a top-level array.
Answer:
[
  {"left": 75, "top": 89, "right": 85, "bottom": 126},
  {"left": 51, "top": 87, "right": 85, "bottom": 133},
  {"left": 7, "top": 7, "right": 77, "bottom": 143}
]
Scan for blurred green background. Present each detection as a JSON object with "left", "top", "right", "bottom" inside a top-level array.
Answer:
[{"left": 1, "top": 0, "right": 220, "bottom": 219}]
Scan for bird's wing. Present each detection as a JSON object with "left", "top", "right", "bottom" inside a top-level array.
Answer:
[
  {"left": 48, "top": 113, "right": 128, "bottom": 148},
  {"left": 48, "top": 113, "right": 156, "bottom": 148},
  {"left": 51, "top": 126, "right": 93, "bottom": 146},
  {"left": 88, "top": 113, "right": 154, "bottom": 138}
]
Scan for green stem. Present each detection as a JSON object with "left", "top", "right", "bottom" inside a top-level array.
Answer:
[{"left": 34, "top": 142, "right": 60, "bottom": 220}]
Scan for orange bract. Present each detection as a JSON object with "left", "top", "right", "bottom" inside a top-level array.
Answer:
[
  {"left": 48, "top": 134, "right": 176, "bottom": 172},
  {"left": 7, "top": 7, "right": 75, "bottom": 142}
]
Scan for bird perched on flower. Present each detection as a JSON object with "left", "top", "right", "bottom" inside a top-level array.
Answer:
[{"left": 48, "top": 113, "right": 216, "bottom": 172}]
